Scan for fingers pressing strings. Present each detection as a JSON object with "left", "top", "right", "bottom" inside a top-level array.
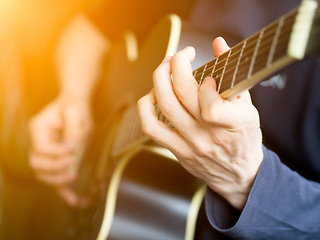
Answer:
[
  {"left": 138, "top": 90, "right": 192, "bottom": 158},
  {"left": 154, "top": 53, "right": 214, "bottom": 143},
  {"left": 152, "top": 54, "right": 196, "bottom": 124},
  {"left": 171, "top": 46, "right": 201, "bottom": 119},
  {"left": 139, "top": 55, "right": 216, "bottom": 159}
]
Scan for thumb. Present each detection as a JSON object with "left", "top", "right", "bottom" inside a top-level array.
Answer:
[
  {"left": 62, "top": 103, "right": 93, "bottom": 144},
  {"left": 212, "top": 37, "right": 230, "bottom": 57},
  {"left": 63, "top": 107, "right": 84, "bottom": 143}
]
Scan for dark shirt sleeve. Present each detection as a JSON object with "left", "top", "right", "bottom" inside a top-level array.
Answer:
[{"left": 205, "top": 146, "right": 320, "bottom": 239}]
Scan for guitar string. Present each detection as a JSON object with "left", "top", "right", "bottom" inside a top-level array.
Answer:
[
  {"left": 212, "top": 33, "right": 291, "bottom": 92},
  {"left": 193, "top": 27, "right": 292, "bottom": 91},
  {"left": 193, "top": 9, "right": 297, "bottom": 80},
  {"left": 193, "top": 16, "right": 283, "bottom": 75},
  {"left": 216, "top": 46, "right": 288, "bottom": 93},
  {"left": 216, "top": 11, "right": 320, "bottom": 91},
  {"left": 193, "top": 15, "right": 296, "bottom": 83},
  {"left": 195, "top": 30, "right": 291, "bottom": 92},
  {"left": 219, "top": 44, "right": 287, "bottom": 90},
  {"left": 205, "top": 30, "right": 290, "bottom": 83}
]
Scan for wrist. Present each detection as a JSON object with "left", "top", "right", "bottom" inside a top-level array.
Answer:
[
  {"left": 212, "top": 137, "right": 264, "bottom": 211},
  {"left": 221, "top": 182, "right": 254, "bottom": 211},
  {"left": 58, "top": 89, "right": 92, "bottom": 104}
]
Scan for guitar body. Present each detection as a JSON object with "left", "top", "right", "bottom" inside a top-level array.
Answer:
[{"left": 72, "top": 14, "right": 214, "bottom": 240}]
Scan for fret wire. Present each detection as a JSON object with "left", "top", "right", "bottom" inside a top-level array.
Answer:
[
  {"left": 199, "top": 22, "right": 293, "bottom": 86},
  {"left": 203, "top": 39, "right": 267, "bottom": 83},
  {"left": 193, "top": 58, "right": 217, "bottom": 81},
  {"left": 195, "top": 56, "right": 219, "bottom": 85},
  {"left": 217, "top": 49, "right": 232, "bottom": 93},
  {"left": 199, "top": 64, "right": 208, "bottom": 85},
  {"left": 194, "top": 30, "right": 274, "bottom": 80},
  {"left": 254, "top": 46, "right": 287, "bottom": 71},
  {"left": 193, "top": 69, "right": 198, "bottom": 77},
  {"left": 248, "top": 29, "right": 264, "bottom": 79},
  {"left": 210, "top": 57, "right": 219, "bottom": 78},
  {"left": 271, "top": 42, "right": 290, "bottom": 60},
  {"left": 223, "top": 35, "right": 287, "bottom": 87},
  {"left": 193, "top": 12, "right": 296, "bottom": 80},
  {"left": 251, "top": 28, "right": 289, "bottom": 74},
  {"left": 219, "top": 35, "right": 290, "bottom": 91},
  {"left": 207, "top": 56, "right": 229, "bottom": 78},
  {"left": 220, "top": 50, "right": 288, "bottom": 93},
  {"left": 194, "top": 37, "right": 255, "bottom": 79},
  {"left": 205, "top": 60, "right": 216, "bottom": 72},
  {"left": 231, "top": 40, "right": 247, "bottom": 88},
  {"left": 267, "top": 16, "right": 285, "bottom": 67},
  {"left": 205, "top": 20, "right": 294, "bottom": 75}
]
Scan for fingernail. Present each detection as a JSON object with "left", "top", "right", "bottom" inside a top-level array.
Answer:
[{"left": 184, "top": 46, "right": 194, "bottom": 51}]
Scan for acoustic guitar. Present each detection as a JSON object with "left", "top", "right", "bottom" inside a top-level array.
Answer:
[{"left": 71, "top": 1, "right": 320, "bottom": 239}]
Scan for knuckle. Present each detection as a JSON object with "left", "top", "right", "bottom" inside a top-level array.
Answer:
[
  {"left": 192, "top": 141, "right": 211, "bottom": 158},
  {"left": 172, "top": 47, "right": 195, "bottom": 64},
  {"left": 152, "top": 69, "right": 157, "bottom": 81},
  {"left": 171, "top": 50, "right": 185, "bottom": 64},
  {"left": 140, "top": 120, "right": 156, "bottom": 137},
  {"left": 201, "top": 105, "right": 220, "bottom": 123},
  {"left": 152, "top": 64, "right": 165, "bottom": 80},
  {"left": 137, "top": 96, "right": 146, "bottom": 108},
  {"left": 158, "top": 102, "right": 170, "bottom": 117}
]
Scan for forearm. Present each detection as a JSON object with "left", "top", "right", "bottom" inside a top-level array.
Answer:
[
  {"left": 205, "top": 146, "right": 320, "bottom": 239},
  {"left": 55, "top": 13, "right": 110, "bottom": 101}
]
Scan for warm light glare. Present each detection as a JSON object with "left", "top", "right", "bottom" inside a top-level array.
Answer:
[{"left": 0, "top": 0, "right": 91, "bottom": 176}]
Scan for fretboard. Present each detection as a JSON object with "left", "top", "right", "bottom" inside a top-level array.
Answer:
[{"left": 192, "top": 10, "right": 296, "bottom": 97}]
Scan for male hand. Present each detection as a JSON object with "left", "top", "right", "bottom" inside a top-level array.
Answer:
[
  {"left": 138, "top": 37, "right": 263, "bottom": 210},
  {"left": 29, "top": 95, "right": 93, "bottom": 206}
]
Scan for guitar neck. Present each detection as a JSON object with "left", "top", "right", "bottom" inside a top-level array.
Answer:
[
  {"left": 193, "top": 0, "right": 319, "bottom": 99},
  {"left": 111, "top": 0, "right": 319, "bottom": 157}
]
